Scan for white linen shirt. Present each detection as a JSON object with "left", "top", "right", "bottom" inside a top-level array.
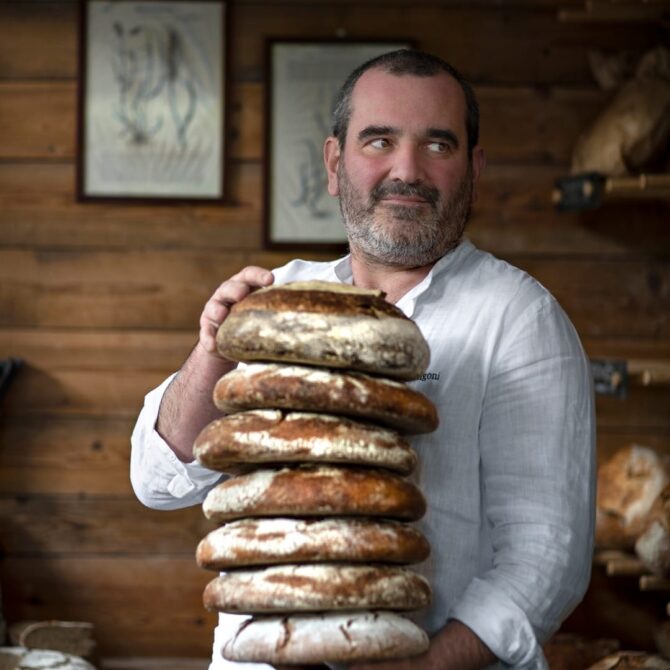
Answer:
[{"left": 130, "top": 239, "right": 596, "bottom": 670}]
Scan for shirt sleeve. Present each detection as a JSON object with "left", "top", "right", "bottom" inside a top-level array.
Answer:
[
  {"left": 130, "top": 373, "right": 225, "bottom": 510},
  {"left": 450, "top": 294, "right": 596, "bottom": 669}
]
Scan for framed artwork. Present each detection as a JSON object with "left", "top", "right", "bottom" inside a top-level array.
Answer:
[
  {"left": 77, "top": 0, "right": 227, "bottom": 202},
  {"left": 264, "top": 39, "right": 414, "bottom": 250}
]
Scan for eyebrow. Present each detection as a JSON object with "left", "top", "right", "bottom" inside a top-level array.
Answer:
[
  {"left": 357, "top": 125, "right": 460, "bottom": 149},
  {"left": 357, "top": 125, "right": 397, "bottom": 142},
  {"left": 427, "top": 128, "right": 459, "bottom": 149}
]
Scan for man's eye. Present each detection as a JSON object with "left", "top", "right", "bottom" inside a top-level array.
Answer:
[
  {"left": 427, "top": 141, "right": 449, "bottom": 154},
  {"left": 369, "top": 138, "right": 389, "bottom": 149}
]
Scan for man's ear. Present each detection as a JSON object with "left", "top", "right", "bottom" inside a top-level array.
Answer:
[{"left": 323, "top": 136, "right": 341, "bottom": 197}]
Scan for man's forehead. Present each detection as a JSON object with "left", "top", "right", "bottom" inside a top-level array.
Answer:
[{"left": 347, "top": 68, "right": 467, "bottom": 134}]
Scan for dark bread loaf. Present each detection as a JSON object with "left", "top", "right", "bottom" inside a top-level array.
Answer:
[
  {"left": 194, "top": 409, "right": 417, "bottom": 475},
  {"left": 216, "top": 281, "right": 430, "bottom": 380},
  {"left": 196, "top": 517, "right": 430, "bottom": 569},
  {"left": 202, "top": 465, "right": 426, "bottom": 523},
  {"left": 222, "top": 611, "right": 429, "bottom": 664},
  {"left": 213, "top": 363, "right": 438, "bottom": 434},
  {"left": 203, "top": 563, "right": 431, "bottom": 613}
]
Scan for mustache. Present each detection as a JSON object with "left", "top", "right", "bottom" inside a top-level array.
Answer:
[{"left": 370, "top": 181, "right": 439, "bottom": 207}]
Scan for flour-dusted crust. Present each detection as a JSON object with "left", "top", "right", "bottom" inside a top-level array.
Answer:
[
  {"left": 202, "top": 465, "right": 426, "bottom": 523},
  {"left": 196, "top": 517, "right": 430, "bottom": 569},
  {"left": 194, "top": 409, "right": 417, "bottom": 475},
  {"left": 635, "top": 483, "right": 670, "bottom": 577},
  {"left": 596, "top": 445, "right": 670, "bottom": 549},
  {"left": 203, "top": 563, "right": 431, "bottom": 614},
  {"left": 585, "top": 652, "right": 670, "bottom": 670},
  {"left": 221, "top": 610, "right": 429, "bottom": 664},
  {"left": 215, "top": 281, "right": 430, "bottom": 380},
  {"left": 213, "top": 363, "right": 439, "bottom": 434}
]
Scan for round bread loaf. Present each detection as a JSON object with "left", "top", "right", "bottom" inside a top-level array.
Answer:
[
  {"left": 215, "top": 281, "right": 430, "bottom": 380},
  {"left": 202, "top": 465, "right": 426, "bottom": 523},
  {"left": 194, "top": 409, "right": 417, "bottom": 475},
  {"left": 635, "top": 483, "right": 670, "bottom": 577},
  {"left": 585, "top": 652, "right": 670, "bottom": 670},
  {"left": 203, "top": 564, "right": 431, "bottom": 614},
  {"left": 596, "top": 444, "right": 670, "bottom": 549},
  {"left": 196, "top": 517, "right": 430, "bottom": 569},
  {"left": 222, "top": 610, "right": 429, "bottom": 664},
  {"left": 214, "top": 363, "right": 439, "bottom": 434}
]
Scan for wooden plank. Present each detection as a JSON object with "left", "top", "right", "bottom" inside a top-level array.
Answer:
[
  {"left": 0, "top": 557, "right": 216, "bottom": 656},
  {"left": 0, "top": 81, "right": 608, "bottom": 164},
  {"left": 0, "top": 366, "right": 170, "bottom": 416},
  {"left": 0, "top": 495, "right": 215, "bottom": 555},
  {"left": 0, "top": 248, "right": 332, "bottom": 330},
  {"left": 0, "top": 162, "right": 263, "bottom": 252},
  {"left": 2, "top": 162, "right": 670, "bottom": 256},
  {"left": 0, "top": 329, "right": 194, "bottom": 370},
  {"left": 0, "top": 3, "right": 651, "bottom": 84},
  {"left": 230, "top": 5, "right": 657, "bottom": 85},
  {"left": 1, "top": 250, "right": 668, "bottom": 337},
  {"left": 0, "top": 415, "right": 138, "bottom": 495}
]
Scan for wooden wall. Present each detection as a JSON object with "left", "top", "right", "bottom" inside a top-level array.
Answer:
[{"left": 0, "top": 0, "right": 669, "bottom": 658}]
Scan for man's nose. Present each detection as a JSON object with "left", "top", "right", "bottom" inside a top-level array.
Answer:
[{"left": 388, "top": 144, "right": 424, "bottom": 184}]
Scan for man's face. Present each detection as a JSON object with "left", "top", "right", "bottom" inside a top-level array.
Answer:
[{"left": 325, "top": 69, "right": 485, "bottom": 267}]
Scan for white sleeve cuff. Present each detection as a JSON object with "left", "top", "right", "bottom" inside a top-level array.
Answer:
[
  {"left": 450, "top": 578, "right": 548, "bottom": 670},
  {"left": 130, "top": 373, "right": 223, "bottom": 510}
]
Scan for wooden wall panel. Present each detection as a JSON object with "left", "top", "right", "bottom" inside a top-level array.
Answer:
[
  {"left": 0, "top": 0, "right": 667, "bottom": 659},
  {"left": 0, "top": 557, "right": 217, "bottom": 656},
  {"left": 0, "top": 497, "right": 213, "bottom": 555},
  {"left": 1, "top": 251, "right": 668, "bottom": 337},
  {"left": 3, "top": 161, "right": 670, "bottom": 255}
]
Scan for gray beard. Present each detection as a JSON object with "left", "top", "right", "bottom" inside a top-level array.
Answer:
[{"left": 338, "top": 165, "right": 473, "bottom": 268}]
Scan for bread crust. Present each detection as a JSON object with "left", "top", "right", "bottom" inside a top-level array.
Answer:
[
  {"left": 203, "top": 563, "right": 431, "bottom": 614},
  {"left": 196, "top": 517, "right": 430, "bottom": 569},
  {"left": 194, "top": 410, "right": 417, "bottom": 475},
  {"left": 213, "top": 363, "right": 439, "bottom": 434},
  {"left": 221, "top": 610, "right": 429, "bottom": 664},
  {"left": 202, "top": 465, "right": 426, "bottom": 523},
  {"left": 215, "top": 282, "right": 430, "bottom": 380},
  {"left": 596, "top": 445, "right": 670, "bottom": 549}
]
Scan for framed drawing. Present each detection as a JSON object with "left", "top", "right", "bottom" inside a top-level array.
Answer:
[
  {"left": 77, "top": 0, "right": 227, "bottom": 202},
  {"left": 264, "top": 39, "right": 414, "bottom": 250}
]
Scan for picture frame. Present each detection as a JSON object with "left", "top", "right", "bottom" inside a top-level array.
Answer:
[
  {"left": 77, "top": 0, "right": 228, "bottom": 202},
  {"left": 264, "top": 39, "right": 414, "bottom": 250}
]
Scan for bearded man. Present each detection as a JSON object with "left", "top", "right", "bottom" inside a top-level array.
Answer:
[{"left": 131, "top": 49, "right": 595, "bottom": 670}]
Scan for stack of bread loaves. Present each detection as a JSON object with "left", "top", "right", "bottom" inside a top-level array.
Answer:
[{"left": 193, "top": 281, "right": 439, "bottom": 665}]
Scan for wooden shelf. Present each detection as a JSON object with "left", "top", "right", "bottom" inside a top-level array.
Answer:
[
  {"left": 553, "top": 173, "right": 670, "bottom": 211},
  {"left": 594, "top": 550, "right": 670, "bottom": 617}
]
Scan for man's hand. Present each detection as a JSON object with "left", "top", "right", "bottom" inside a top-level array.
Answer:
[
  {"left": 199, "top": 265, "right": 274, "bottom": 355},
  {"left": 156, "top": 266, "right": 274, "bottom": 461}
]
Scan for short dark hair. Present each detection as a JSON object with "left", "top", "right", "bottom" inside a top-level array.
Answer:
[{"left": 331, "top": 49, "right": 479, "bottom": 155}]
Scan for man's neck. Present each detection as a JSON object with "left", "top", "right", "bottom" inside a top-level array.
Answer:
[{"left": 349, "top": 248, "right": 438, "bottom": 305}]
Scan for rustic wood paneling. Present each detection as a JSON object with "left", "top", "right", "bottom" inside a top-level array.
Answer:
[
  {"left": 0, "top": 2, "right": 654, "bottom": 84},
  {"left": 2, "top": 161, "right": 670, "bottom": 255},
  {"left": 1, "top": 251, "right": 668, "bottom": 337},
  {"left": 0, "top": 557, "right": 216, "bottom": 656},
  {"left": 0, "top": 496, "right": 214, "bottom": 555},
  {"left": 0, "top": 414, "right": 136, "bottom": 496}
]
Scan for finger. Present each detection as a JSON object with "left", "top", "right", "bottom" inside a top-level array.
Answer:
[{"left": 229, "top": 265, "right": 274, "bottom": 288}]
